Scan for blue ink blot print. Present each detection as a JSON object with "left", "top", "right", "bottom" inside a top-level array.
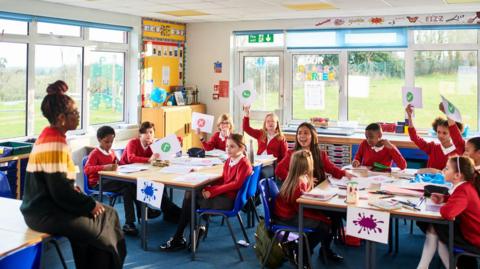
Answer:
[
  {"left": 141, "top": 182, "right": 158, "bottom": 203},
  {"left": 353, "top": 212, "right": 384, "bottom": 235}
]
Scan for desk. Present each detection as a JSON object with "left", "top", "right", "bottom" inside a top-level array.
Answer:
[
  {"left": 296, "top": 180, "right": 454, "bottom": 269},
  {"left": 0, "top": 198, "right": 49, "bottom": 261},
  {"left": 0, "top": 153, "right": 30, "bottom": 199}
]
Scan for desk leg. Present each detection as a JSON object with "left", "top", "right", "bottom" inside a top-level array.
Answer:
[
  {"left": 141, "top": 202, "right": 148, "bottom": 250},
  {"left": 16, "top": 160, "right": 21, "bottom": 199},
  {"left": 191, "top": 190, "right": 196, "bottom": 260},
  {"left": 394, "top": 218, "right": 399, "bottom": 254},
  {"left": 298, "top": 204, "right": 304, "bottom": 269},
  {"left": 99, "top": 175, "right": 103, "bottom": 203},
  {"left": 448, "top": 221, "right": 454, "bottom": 269},
  {"left": 365, "top": 240, "right": 376, "bottom": 269}
]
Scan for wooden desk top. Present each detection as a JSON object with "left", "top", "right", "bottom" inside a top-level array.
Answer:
[
  {"left": 0, "top": 198, "right": 49, "bottom": 258},
  {"left": 297, "top": 179, "right": 443, "bottom": 220},
  {"left": 0, "top": 153, "right": 31, "bottom": 163}
]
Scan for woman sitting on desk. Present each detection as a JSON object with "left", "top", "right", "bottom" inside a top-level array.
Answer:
[{"left": 20, "top": 80, "right": 126, "bottom": 269}]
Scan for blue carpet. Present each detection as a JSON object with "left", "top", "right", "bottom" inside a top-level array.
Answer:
[{"left": 43, "top": 189, "right": 447, "bottom": 268}]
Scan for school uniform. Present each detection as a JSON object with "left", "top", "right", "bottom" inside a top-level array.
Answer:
[
  {"left": 242, "top": 116, "right": 288, "bottom": 161},
  {"left": 449, "top": 124, "right": 465, "bottom": 154},
  {"left": 353, "top": 140, "right": 407, "bottom": 169},
  {"left": 172, "top": 155, "right": 253, "bottom": 239},
  {"left": 275, "top": 149, "right": 346, "bottom": 181},
  {"left": 20, "top": 127, "right": 126, "bottom": 269},
  {"left": 85, "top": 147, "right": 141, "bottom": 225},
  {"left": 201, "top": 131, "right": 227, "bottom": 151},
  {"left": 408, "top": 126, "right": 462, "bottom": 170},
  {"left": 119, "top": 138, "right": 151, "bottom": 165},
  {"left": 119, "top": 137, "right": 180, "bottom": 221}
]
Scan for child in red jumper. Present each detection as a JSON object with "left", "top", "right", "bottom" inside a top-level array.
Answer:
[
  {"left": 275, "top": 150, "right": 342, "bottom": 262},
  {"left": 84, "top": 126, "right": 141, "bottom": 235},
  {"left": 196, "top": 113, "right": 233, "bottom": 151},
  {"left": 417, "top": 156, "right": 480, "bottom": 269},
  {"left": 406, "top": 104, "right": 463, "bottom": 171},
  {"left": 160, "top": 133, "right": 253, "bottom": 251},
  {"left": 352, "top": 123, "right": 406, "bottom": 170},
  {"left": 120, "top": 121, "right": 180, "bottom": 222},
  {"left": 243, "top": 105, "right": 288, "bottom": 179}
]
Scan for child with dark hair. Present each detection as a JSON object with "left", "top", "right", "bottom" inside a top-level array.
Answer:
[
  {"left": 84, "top": 125, "right": 142, "bottom": 235},
  {"left": 352, "top": 123, "right": 406, "bottom": 169},
  {"left": 406, "top": 104, "right": 463, "bottom": 171},
  {"left": 464, "top": 137, "right": 480, "bottom": 169},
  {"left": 21, "top": 81, "right": 126, "bottom": 269}
]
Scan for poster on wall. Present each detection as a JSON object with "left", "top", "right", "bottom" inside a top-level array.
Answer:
[
  {"left": 142, "top": 19, "right": 186, "bottom": 42},
  {"left": 304, "top": 81, "right": 325, "bottom": 110},
  {"left": 162, "top": 66, "right": 170, "bottom": 85},
  {"left": 219, "top": 80, "right": 229, "bottom": 98}
]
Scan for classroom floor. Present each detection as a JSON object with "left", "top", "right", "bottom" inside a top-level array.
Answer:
[{"left": 42, "top": 189, "right": 446, "bottom": 269}]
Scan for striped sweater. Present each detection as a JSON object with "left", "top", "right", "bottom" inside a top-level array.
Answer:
[{"left": 20, "top": 127, "right": 96, "bottom": 217}]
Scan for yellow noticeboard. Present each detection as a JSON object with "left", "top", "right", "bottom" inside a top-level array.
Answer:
[
  {"left": 142, "top": 19, "right": 186, "bottom": 42},
  {"left": 144, "top": 55, "right": 180, "bottom": 91}
]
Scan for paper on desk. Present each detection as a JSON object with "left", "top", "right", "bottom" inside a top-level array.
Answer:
[
  {"left": 205, "top": 149, "right": 227, "bottom": 157},
  {"left": 303, "top": 187, "right": 337, "bottom": 201},
  {"left": 173, "top": 172, "right": 218, "bottom": 183},
  {"left": 159, "top": 165, "right": 200, "bottom": 174},
  {"left": 255, "top": 154, "right": 275, "bottom": 161},
  {"left": 329, "top": 176, "right": 393, "bottom": 189},
  {"left": 170, "top": 156, "right": 223, "bottom": 166},
  {"left": 118, "top": 164, "right": 149, "bottom": 173}
]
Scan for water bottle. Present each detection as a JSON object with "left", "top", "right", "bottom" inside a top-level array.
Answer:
[{"left": 249, "top": 139, "right": 255, "bottom": 164}]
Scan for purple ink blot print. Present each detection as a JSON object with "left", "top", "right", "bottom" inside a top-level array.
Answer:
[{"left": 353, "top": 212, "right": 384, "bottom": 234}]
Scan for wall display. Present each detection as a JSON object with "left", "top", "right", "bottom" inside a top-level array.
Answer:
[
  {"left": 142, "top": 19, "right": 186, "bottom": 42},
  {"left": 214, "top": 61, "right": 222, "bottom": 73}
]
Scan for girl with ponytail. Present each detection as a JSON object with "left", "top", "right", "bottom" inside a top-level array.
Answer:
[{"left": 417, "top": 156, "right": 480, "bottom": 269}]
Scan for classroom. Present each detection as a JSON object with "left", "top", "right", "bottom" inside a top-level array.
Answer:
[{"left": 1, "top": 0, "right": 480, "bottom": 268}]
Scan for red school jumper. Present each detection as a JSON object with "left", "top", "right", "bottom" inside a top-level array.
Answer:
[
  {"left": 203, "top": 156, "right": 253, "bottom": 199},
  {"left": 353, "top": 140, "right": 407, "bottom": 169},
  {"left": 441, "top": 182, "right": 480, "bottom": 248},
  {"left": 201, "top": 131, "right": 227, "bottom": 151},
  {"left": 408, "top": 126, "right": 462, "bottom": 170},
  {"left": 242, "top": 116, "right": 288, "bottom": 162},
  {"left": 84, "top": 148, "right": 117, "bottom": 187},
  {"left": 119, "top": 138, "right": 152, "bottom": 165},
  {"left": 275, "top": 149, "right": 346, "bottom": 181}
]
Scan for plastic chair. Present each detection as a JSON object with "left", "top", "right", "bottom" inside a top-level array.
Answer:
[
  {"left": 195, "top": 171, "right": 253, "bottom": 261},
  {"left": 0, "top": 172, "right": 13, "bottom": 198},
  {"left": 454, "top": 247, "right": 480, "bottom": 267},
  {"left": 258, "top": 178, "right": 314, "bottom": 269},
  {"left": 82, "top": 156, "right": 120, "bottom": 207},
  {"left": 244, "top": 164, "right": 262, "bottom": 227}
]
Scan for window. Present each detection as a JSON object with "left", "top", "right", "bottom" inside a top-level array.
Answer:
[
  {"left": 292, "top": 54, "right": 339, "bottom": 120},
  {"left": 286, "top": 31, "right": 336, "bottom": 48},
  {"left": 0, "top": 19, "right": 27, "bottom": 35},
  {"left": 34, "top": 45, "right": 83, "bottom": 134},
  {"left": 0, "top": 42, "right": 27, "bottom": 139},
  {"left": 414, "top": 29, "right": 477, "bottom": 44},
  {"left": 414, "top": 50, "right": 478, "bottom": 129},
  {"left": 89, "top": 28, "right": 126, "bottom": 43},
  {"left": 87, "top": 51, "right": 125, "bottom": 125},
  {"left": 348, "top": 51, "right": 405, "bottom": 124},
  {"left": 243, "top": 56, "right": 280, "bottom": 112},
  {"left": 37, "top": 22, "right": 81, "bottom": 37}
]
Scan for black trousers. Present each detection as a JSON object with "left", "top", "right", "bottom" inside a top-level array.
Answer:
[
  {"left": 174, "top": 190, "right": 233, "bottom": 239},
  {"left": 101, "top": 179, "right": 140, "bottom": 224},
  {"left": 24, "top": 206, "right": 126, "bottom": 269}
]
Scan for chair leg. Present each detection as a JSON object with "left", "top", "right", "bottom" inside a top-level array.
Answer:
[
  {"left": 302, "top": 232, "right": 314, "bottom": 269},
  {"left": 410, "top": 220, "right": 414, "bottom": 234},
  {"left": 221, "top": 216, "right": 225, "bottom": 226},
  {"left": 236, "top": 213, "right": 250, "bottom": 244},
  {"left": 225, "top": 217, "right": 243, "bottom": 261},
  {"left": 49, "top": 239, "right": 68, "bottom": 269}
]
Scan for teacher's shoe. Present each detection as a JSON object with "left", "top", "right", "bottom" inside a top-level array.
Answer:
[
  {"left": 122, "top": 223, "right": 139, "bottom": 236},
  {"left": 159, "top": 237, "right": 187, "bottom": 252}
]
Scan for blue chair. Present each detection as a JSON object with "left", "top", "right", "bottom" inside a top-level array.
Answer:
[
  {"left": 245, "top": 164, "right": 262, "bottom": 227},
  {"left": 82, "top": 156, "right": 120, "bottom": 207},
  {"left": 258, "top": 178, "right": 314, "bottom": 269},
  {"left": 195, "top": 171, "right": 253, "bottom": 261},
  {"left": 454, "top": 247, "right": 480, "bottom": 267},
  {"left": 0, "top": 172, "right": 13, "bottom": 198}
]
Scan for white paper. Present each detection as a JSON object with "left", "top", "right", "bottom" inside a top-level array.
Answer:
[
  {"left": 440, "top": 95, "right": 462, "bottom": 122},
  {"left": 254, "top": 154, "right": 275, "bottom": 161},
  {"left": 159, "top": 165, "right": 199, "bottom": 174},
  {"left": 151, "top": 134, "right": 182, "bottom": 160},
  {"left": 173, "top": 172, "right": 219, "bottom": 183},
  {"left": 170, "top": 156, "right": 223, "bottom": 166},
  {"left": 303, "top": 187, "right": 337, "bottom": 200},
  {"left": 234, "top": 80, "right": 257, "bottom": 105},
  {"left": 348, "top": 75, "right": 370, "bottom": 98},
  {"left": 191, "top": 112, "right": 215, "bottom": 134},
  {"left": 118, "top": 164, "right": 149, "bottom": 174},
  {"left": 402, "top": 86, "right": 423, "bottom": 108},
  {"left": 205, "top": 149, "right": 227, "bottom": 157},
  {"left": 346, "top": 206, "right": 390, "bottom": 244},
  {"left": 304, "top": 81, "right": 325, "bottom": 110},
  {"left": 137, "top": 178, "right": 164, "bottom": 209},
  {"left": 162, "top": 66, "right": 170, "bottom": 85}
]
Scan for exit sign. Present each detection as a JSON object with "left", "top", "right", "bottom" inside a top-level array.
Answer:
[{"left": 248, "top": 33, "right": 274, "bottom": 43}]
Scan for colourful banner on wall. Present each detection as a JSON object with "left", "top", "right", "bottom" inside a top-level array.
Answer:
[{"left": 143, "top": 19, "right": 186, "bottom": 42}]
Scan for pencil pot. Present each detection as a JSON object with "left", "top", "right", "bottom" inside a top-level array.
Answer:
[{"left": 346, "top": 181, "right": 359, "bottom": 204}]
